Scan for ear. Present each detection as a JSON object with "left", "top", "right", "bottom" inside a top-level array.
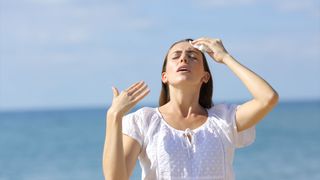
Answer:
[
  {"left": 161, "top": 72, "right": 168, "bottom": 84},
  {"left": 202, "top": 72, "right": 210, "bottom": 83}
]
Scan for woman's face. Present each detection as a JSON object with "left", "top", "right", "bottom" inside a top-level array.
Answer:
[{"left": 162, "top": 41, "right": 210, "bottom": 87}]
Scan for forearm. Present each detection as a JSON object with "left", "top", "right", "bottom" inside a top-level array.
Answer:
[
  {"left": 103, "top": 112, "right": 128, "bottom": 180},
  {"left": 223, "top": 54, "right": 279, "bottom": 105}
]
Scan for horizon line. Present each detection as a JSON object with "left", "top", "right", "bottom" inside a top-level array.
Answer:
[{"left": 1, "top": 98, "right": 319, "bottom": 113}]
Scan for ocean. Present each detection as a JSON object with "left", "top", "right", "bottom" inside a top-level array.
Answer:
[{"left": 0, "top": 101, "right": 319, "bottom": 180}]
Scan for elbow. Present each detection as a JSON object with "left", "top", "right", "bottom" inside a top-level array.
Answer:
[
  {"left": 270, "top": 91, "right": 280, "bottom": 105},
  {"left": 263, "top": 91, "right": 279, "bottom": 107},
  {"left": 104, "top": 173, "right": 128, "bottom": 180},
  {"left": 103, "top": 167, "right": 129, "bottom": 180}
]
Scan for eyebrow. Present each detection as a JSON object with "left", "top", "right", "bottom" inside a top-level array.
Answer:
[{"left": 171, "top": 50, "right": 201, "bottom": 55}]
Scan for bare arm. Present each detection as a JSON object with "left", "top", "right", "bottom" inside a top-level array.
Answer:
[
  {"left": 192, "top": 38, "right": 279, "bottom": 132},
  {"left": 222, "top": 54, "right": 279, "bottom": 131},
  {"left": 103, "top": 112, "right": 128, "bottom": 180},
  {"left": 103, "top": 81, "right": 150, "bottom": 179}
]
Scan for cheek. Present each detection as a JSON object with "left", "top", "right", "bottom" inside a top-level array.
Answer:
[
  {"left": 192, "top": 62, "right": 205, "bottom": 72},
  {"left": 165, "top": 61, "right": 177, "bottom": 73}
]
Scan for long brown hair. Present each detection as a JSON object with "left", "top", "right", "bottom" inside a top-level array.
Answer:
[{"left": 159, "top": 38, "right": 213, "bottom": 109}]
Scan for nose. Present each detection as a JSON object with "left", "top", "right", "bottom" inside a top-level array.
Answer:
[{"left": 179, "top": 53, "right": 189, "bottom": 63}]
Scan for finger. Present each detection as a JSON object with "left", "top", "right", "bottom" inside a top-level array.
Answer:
[
  {"left": 198, "top": 40, "right": 226, "bottom": 53},
  {"left": 125, "top": 81, "right": 143, "bottom": 92},
  {"left": 192, "top": 41, "right": 215, "bottom": 53},
  {"left": 127, "top": 81, "right": 145, "bottom": 95},
  {"left": 192, "top": 38, "right": 221, "bottom": 45},
  {"left": 191, "top": 37, "right": 211, "bottom": 44},
  {"left": 194, "top": 37, "right": 220, "bottom": 42},
  {"left": 133, "top": 88, "right": 150, "bottom": 103},
  {"left": 198, "top": 41, "right": 213, "bottom": 49},
  {"left": 131, "top": 83, "right": 148, "bottom": 97},
  {"left": 190, "top": 40, "right": 212, "bottom": 50},
  {"left": 112, "top": 86, "right": 119, "bottom": 97}
]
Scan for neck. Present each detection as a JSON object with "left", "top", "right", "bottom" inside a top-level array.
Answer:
[{"left": 166, "top": 85, "right": 205, "bottom": 117}]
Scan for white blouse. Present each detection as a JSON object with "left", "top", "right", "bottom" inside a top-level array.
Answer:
[{"left": 122, "top": 103, "right": 256, "bottom": 180}]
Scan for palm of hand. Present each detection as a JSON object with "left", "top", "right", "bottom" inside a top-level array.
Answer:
[{"left": 109, "top": 81, "right": 150, "bottom": 117}]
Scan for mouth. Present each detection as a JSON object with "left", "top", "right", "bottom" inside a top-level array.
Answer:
[{"left": 176, "top": 66, "right": 191, "bottom": 73}]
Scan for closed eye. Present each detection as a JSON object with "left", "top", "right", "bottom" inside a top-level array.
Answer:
[
  {"left": 188, "top": 53, "right": 198, "bottom": 60},
  {"left": 172, "top": 55, "right": 180, "bottom": 59},
  {"left": 171, "top": 53, "right": 181, "bottom": 60},
  {"left": 170, "top": 51, "right": 199, "bottom": 60}
]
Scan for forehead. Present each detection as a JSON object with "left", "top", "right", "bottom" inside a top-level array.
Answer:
[{"left": 169, "top": 41, "right": 200, "bottom": 53}]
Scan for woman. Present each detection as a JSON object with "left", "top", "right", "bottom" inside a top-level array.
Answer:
[{"left": 103, "top": 37, "right": 279, "bottom": 180}]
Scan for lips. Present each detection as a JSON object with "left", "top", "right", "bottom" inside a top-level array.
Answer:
[{"left": 176, "top": 66, "right": 190, "bottom": 72}]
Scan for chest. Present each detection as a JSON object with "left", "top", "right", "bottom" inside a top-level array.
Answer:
[
  {"left": 160, "top": 114, "right": 208, "bottom": 132},
  {"left": 144, "top": 122, "right": 226, "bottom": 179}
]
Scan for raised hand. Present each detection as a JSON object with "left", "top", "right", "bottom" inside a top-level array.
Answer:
[
  {"left": 108, "top": 81, "right": 150, "bottom": 117},
  {"left": 191, "top": 38, "right": 230, "bottom": 64}
]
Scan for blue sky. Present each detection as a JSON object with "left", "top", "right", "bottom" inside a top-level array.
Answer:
[{"left": 0, "top": 0, "right": 319, "bottom": 111}]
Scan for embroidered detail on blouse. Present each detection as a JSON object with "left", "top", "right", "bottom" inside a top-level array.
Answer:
[{"left": 121, "top": 104, "right": 256, "bottom": 180}]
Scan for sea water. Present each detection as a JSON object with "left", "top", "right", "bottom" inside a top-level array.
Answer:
[{"left": 0, "top": 101, "right": 319, "bottom": 180}]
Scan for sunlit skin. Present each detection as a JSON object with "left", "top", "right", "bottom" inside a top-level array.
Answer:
[
  {"left": 163, "top": 42, "right": 210, "bottom": 88},
  {"left": 103, "top": 37, "right": 279, "bottom": 180},
  {"left": 159, "top": 42, "right": 211, "bottom": 131}
]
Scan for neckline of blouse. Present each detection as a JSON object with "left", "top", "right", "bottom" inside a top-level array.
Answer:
[{"left": 155, "top": 107, "right": 210, "bottom": 134}]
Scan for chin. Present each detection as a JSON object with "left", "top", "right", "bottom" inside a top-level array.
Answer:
[{"left": 170, "top": 79, "right": 199, "bottom": 87}]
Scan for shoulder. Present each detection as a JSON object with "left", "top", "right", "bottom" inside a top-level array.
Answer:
[
  {"left": 123, "top": 106, "right": 160, "bottom": 128},
  {"left": 207, "top": 103, "right": 256, "bottom": 148},
  {"left": 208, "top": 103, "right": 239, "bottom": 118},
  {"left": 126, "top": 106, "right": 158, "bottom": 119},
  {"left": 207, "top": 103, "right": 240, "bottom": 126}
]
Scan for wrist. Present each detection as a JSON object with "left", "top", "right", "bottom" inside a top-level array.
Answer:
[
  {"left": 106, "top": 112, "right": 123, "bottom": 129},
  {"left": 222, "top": 54, "right": 233, "bottom": 64},
  {"left": 107, "top": 109, "right": 124, "bottom": 120}
]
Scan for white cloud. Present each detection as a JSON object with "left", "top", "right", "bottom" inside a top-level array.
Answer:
[
  {"left": 1, "top": 0, "right": 154, "bottom": 46},
  {"left": 193, "top": 0, "right": 319, "bottom": 16},
  {"left": 0, "top": 0, "right": 155, "bottom": 67},
  {"left": 272, "top": 0, "right": 320, "bottom": 16},
  {"left": 195, "top": 0, "right": 256, "bottom": 7},
  {"left": 64, "top": 28, "right": 90, "bottom": 44},
  {"left": 1, "top": 0, "right": 319, "bottom": 110},
  {"left": 26, "top": 0, "right": 73, "bottom": 5},
  {"left": 231, "top": 34, "right": 320, "bottom": 64}
]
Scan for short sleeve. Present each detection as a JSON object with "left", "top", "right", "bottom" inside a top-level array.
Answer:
[
  {"left": 213, "top": 103, "right": 256, "bottom": 148},
  {"left": 122, "top": 110, "right": 144, "bottom": 147}
]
